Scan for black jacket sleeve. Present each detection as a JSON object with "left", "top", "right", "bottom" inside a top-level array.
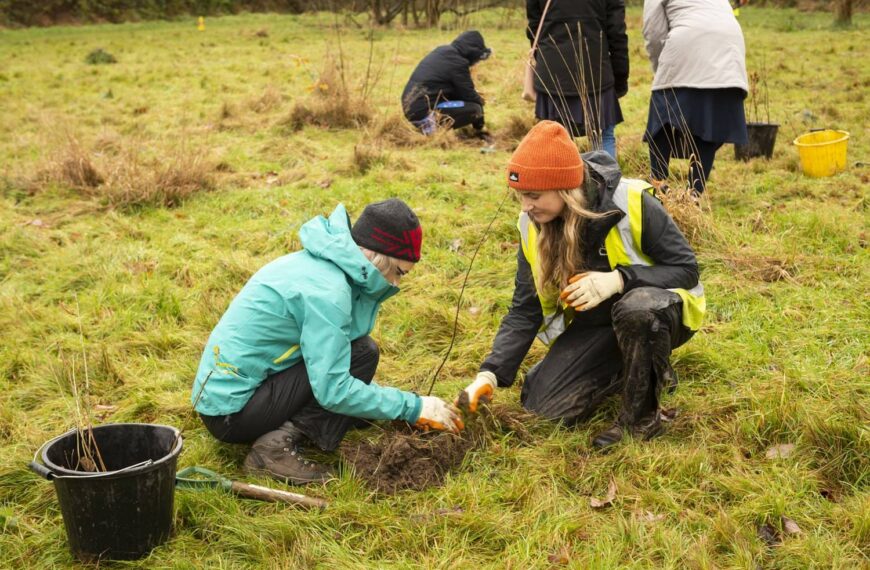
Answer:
[
  {"left": 605, "top": 0, "right": 629, "bottom": 96},
  {"left": 449, "top": 55, "right": 484, "bottom": 105},
  {"left": 480, "top": 246, "right": 543, "bottom": 387},
  {"left": 616, "top": 193, "right": 700, "bottom": 291},
  {"left": 526, "top": 0, "right": 542, "bottom": 44}
]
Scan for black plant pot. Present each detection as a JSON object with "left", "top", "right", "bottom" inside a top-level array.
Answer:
[{"left": 735, "top": 122, "right": 779, "bottom": 161}]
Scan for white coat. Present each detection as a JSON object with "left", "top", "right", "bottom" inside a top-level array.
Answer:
[{"left": 643, "top": 0, "right": 748, "bottom": 92}]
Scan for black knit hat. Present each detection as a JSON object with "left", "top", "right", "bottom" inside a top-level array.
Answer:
[{"left": 351, "top": 199, "right": 422, "bottom": 262}]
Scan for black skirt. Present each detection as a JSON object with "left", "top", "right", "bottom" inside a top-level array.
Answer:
[
  {"left": 535, "top": 86, "right": 623, "bottom": 137},
  {"left": 644, "top": 87, "right": 748, "bottom": 145}
]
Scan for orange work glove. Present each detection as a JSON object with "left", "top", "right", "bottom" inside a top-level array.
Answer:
[
  {"left": 414, "top": 396, "right": 464, "bottom": 434},
  {"left": 455, "top": 371, "right": 496, "bottom": 413}
]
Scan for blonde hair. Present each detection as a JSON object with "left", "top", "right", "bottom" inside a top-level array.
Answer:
[
  {"left": 360, "top": 247, "right": 402, "bottom": 285},
  {"left": 533, "top": 185, "right": 606, "bottom": 295}
]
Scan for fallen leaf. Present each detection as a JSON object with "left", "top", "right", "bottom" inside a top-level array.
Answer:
[
  {"left": 449, "top": 238, "right": 463, "bottom": 253},
  {"left": 781, "top": 516, "right": 802, "bottom": 536},
  {"left": 23, "top": 218, "right": 48, "bottom": 228},
  {"left": 765, "top": 443, "right": 795, "bottom": 459},
  {"left": 547, "top": 545, "right": 570, "bottom": 565},
  {"left": 468, "top": 306, "right": 481, "bottom": 316},
  {"left": 317, "top": 178, "right": 332, "bottom": 189},
  {"left": 590, "top": 478, "right": 616, "bottom": 508}
]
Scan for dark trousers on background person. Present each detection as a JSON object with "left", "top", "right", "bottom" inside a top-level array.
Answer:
[
  {"left": 200, "top": 336, "right": 379, "bottom": 452},
  {"left": 648, "top": 127, "right": 722, "bottom": 195},
  {"left": 405, "top": 100, "right": 485, "bottom": 131},
  {"left": 520, "top": 287, "right": 693, "bottom": 427}
]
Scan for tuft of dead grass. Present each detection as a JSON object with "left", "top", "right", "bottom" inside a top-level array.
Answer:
[
  {"left": 248, "top": 85, "right": 283, "bottom": 114},
  {"left": 658, "top": 187, "right": 716, "bottom": 248},
  {"left": 35, "top": 133, "right": 216, "bottom": 209},
  {"left": 281, "top": 55, "right": 373, "bottom": 131},
  {"left": 352, "top": 142, "right": 386, "bottom": 174},
  {"left": 496, "top": 114, "right": 536, "bottom": 147},
  {"left": 41, "top": 135, "right": 105, "bottom": 189}
]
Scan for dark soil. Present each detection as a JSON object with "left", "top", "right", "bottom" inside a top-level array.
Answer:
[{"left": 340, "top": 403, "right": 537, "bottom": 494}]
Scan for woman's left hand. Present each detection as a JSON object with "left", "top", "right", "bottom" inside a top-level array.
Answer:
[{"left": 560, "top": 271, "right": 624, "bottom": 310}]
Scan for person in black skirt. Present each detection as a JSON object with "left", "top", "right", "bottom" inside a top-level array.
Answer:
[
  {"left": 643, "top": 0, "right": 749, "bottom": 195},
  {"left": 527, "top": 0, "right": 629, "bottom": 159}
]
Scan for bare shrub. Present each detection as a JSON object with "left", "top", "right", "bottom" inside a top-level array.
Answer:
[{"left": 282, "top": 48, "right": 376, "bottom": 131}]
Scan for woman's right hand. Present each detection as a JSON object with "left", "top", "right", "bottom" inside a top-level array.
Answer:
[{"left": 414, "top": 397, "right": 464, "bottom": 434}]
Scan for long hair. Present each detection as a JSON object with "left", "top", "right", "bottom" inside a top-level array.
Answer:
[{"left": 534, "top": 185, "right": 605, "bottom": 295}]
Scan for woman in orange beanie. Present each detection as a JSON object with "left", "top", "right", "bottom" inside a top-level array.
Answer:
[{"left": 457, "top": 121, "right": 705, "bottom": 449}]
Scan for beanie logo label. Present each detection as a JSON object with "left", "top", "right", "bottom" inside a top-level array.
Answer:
[{"left": 509, "top": 172, "right": 519, "bottom": 182}]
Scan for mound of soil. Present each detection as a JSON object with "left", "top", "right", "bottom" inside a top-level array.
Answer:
[{"left": 340, "top": 403, "right": 537, "bottom": 494}]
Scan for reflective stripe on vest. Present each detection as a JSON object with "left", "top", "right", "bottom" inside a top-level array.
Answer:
[{"left": 517, "top": 178, "right": 706, "bottom": 343}]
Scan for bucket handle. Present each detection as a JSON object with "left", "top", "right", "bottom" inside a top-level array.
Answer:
[{"left": 29, "top": 440, "right": 154, "bottom": 480}]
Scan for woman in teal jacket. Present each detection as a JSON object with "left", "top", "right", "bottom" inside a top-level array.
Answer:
[{"left": 191, "top": 199, "right": 463, "bottom": 484}]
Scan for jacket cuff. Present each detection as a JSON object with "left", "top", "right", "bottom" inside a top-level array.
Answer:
[
  {"left": 406, "top": 395, "right": 423, "bottom": 424},
  {"left": 616, "top": 266, "right": 636, "bottom": 290},
  {"left": 480, "top": 365, "right": 513, "bottom": 388}
]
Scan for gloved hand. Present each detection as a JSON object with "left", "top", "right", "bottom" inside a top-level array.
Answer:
[
  {"left": 455, "top": 371, "right": 496, "bottom": 413},
  {"left": 414, "top": 396, "right": 464, "bottom": 434},
  {"left": 560, "top": 271, "right": 624, "bottom": 311},
  {"left": 614, "top": 76, "right": 629, "bottom": 98}
]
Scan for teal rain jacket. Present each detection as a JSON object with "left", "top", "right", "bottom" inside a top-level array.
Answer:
[{"left": 191, "top": 204, "right": 423, "bottom": 424}]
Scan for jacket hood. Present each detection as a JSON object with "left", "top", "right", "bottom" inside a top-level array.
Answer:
[
  {"left": 581, "top": 150, "right": 623, "bottom": 209},
  {"left": 299, "top": 204, "right": 398, "bottom": 298},
  {"left": 451, "top": 30, "right": 490, "bottom": 64}
]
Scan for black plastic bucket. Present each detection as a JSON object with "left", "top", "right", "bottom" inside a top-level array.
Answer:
[
  {"left": 735, "top": 122, "right": 779, "bottom": 161},
  {"left": 29, "top": 423, "right": 182, "bottom": 561}
]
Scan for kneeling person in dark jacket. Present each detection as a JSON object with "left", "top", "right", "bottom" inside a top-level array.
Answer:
[
  {"left": 402, "top": 30, "right": 492, "bottom": 136},
  {"left": 191, "top": 199, "right": 463, "bottom": 485}
]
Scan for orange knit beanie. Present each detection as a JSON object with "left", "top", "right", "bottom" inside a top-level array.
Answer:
[{"left": 507, "top": 120, "right": 584, "bottom": 191}]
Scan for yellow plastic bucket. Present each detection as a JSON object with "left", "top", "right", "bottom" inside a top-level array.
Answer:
[{"left": 793, "top": 129, "right": 850, "bottom": 178}]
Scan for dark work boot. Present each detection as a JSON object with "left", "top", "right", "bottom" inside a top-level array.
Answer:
[
  {"left": 243, "top": 422, "right": 334, "bottom": 485},
  {"left": 592, "top": 422, "right": 625, "bottom": 451},
  {"left": 629, "top": 411, "right": 665, "bottom": 442}
]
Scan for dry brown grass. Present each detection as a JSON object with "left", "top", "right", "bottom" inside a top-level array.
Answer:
[
  {"left": 282, "top": 56, "right": 373, "bottom": 131},
  {"left": 352, "top": 142, "right": 386, "bottom": 174},
  {"left": 248, "top": 85, "right": 283, "bottom": 114},
  {"left": 35, "top": 133, "right": 216, "bottom": 209},
  {"left": 496, "top": 113, "right": 536, "bottom": 148},
  {"left": 658, "top": 187, "right": 716, "bottom": 249},
  {"left": 41, "top": 135, "right": 105, "bottom": 189}
]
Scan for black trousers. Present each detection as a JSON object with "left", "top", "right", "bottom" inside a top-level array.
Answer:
[
  {"left": 521, "top": 287, "right": 694, "bottom": 427},
  {"left": 200, "top": 336, "right": 379, "bottom": 452},
  {"left": 648, "top": 128, "right": 722, "bottom": 194},
  {"left": 406, "top": 100, "right": 485, "bottom": 131}
]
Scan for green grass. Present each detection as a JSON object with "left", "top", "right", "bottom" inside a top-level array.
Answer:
[{"left": 1, "top": 7, "right": 868, "bottom": 568}]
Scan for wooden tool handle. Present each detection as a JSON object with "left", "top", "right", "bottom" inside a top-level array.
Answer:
[{"left": 230, "top": 481, "right": 328, "bottom": 510}]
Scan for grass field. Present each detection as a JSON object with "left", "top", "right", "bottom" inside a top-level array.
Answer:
[{"left": 1, "top": 6, "right": 868, "bottom": 568}]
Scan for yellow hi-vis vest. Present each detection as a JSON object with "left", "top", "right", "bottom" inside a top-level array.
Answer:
[{"left": 517, "top": 178, "right": 706, "bottom": 346}]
